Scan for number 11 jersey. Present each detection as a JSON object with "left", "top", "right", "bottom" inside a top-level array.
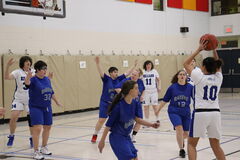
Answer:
[{"left": 142, "top": 69, "right": 159, "bottom": 91}]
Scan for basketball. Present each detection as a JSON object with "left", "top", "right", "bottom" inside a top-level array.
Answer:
[{"left": 200, "top": 34, "right": 218, "bottom": 51}]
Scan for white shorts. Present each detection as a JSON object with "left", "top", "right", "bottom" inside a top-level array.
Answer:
[
  {"left": 190, "top": 111, "right": 221, "bottom": 139},
  {"left": 142, "top": 90, "right": 158, "bottom": 106},
  {"left": 11, "top": 99, "right": 29, "bottom": 112}
]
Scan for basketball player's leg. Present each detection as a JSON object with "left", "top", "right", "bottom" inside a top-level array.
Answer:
[
  {"left": 7, "top": 101, "right": 24, "bottom": 146},
  {"left": 209, "top": 138, "right": 225, "bottom": 160},
  {"left": 208, "top": 112, "right": 225, "bottom": 160},
  {"left": 188, "top": 137, "right": 199, "bottom": 160},
  {"left": 41, "top": 106, "right": 53, "bottom": 154},
  {"left": 9, "top": 110, "right": 21, "bottom": 134},
  {"left": 92, "top": 101, "right": 108, "bottom": 143},
  {"left": 175, "top": 125, "right": 184, "bottom": 149}
]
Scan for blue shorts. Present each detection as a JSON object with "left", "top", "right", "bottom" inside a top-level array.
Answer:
[
  {"left": 109, "top": 133, "right": 137, "bottom": 160},
  {"left": 99, "top": 101, "right": 110, "bottom": 118},
  {"left": 29, "top": 106, "right": 52, "bottom": 126},
  {"left": 168, "top": 107, "right": 191, "bottom": 131}
]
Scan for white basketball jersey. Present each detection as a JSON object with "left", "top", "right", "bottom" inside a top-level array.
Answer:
[
  {"left": 191, "top": 68, "right": 223, "bottom": 109},
  {"left": 11, "top": 69, "right": 35, "bottom": 101},
  {"left": 142, "top": 69, "right": 159, "bottom": 91}
]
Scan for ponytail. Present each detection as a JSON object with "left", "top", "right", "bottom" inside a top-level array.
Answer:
[
  {"left": 107, "top": 80, "right": 137, "bottom": 115},
  {"left": 108, "top": 92, "right": 123, "bottom": 114}
]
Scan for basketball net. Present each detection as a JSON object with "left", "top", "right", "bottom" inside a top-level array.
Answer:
[{"left": 38, "top": 0, "right": 57, "bottom": 16}]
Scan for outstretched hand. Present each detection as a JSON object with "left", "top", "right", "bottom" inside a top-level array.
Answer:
[
  {"left": 95, "top": 56, "right": 100, "bottom": 64},
  {"left": 7, "top": 58, "right": 15, "bottom": 66},
  {"left": 198, "top": 38, "right": 208, "bottom": 51},
  {"left": 48, "top": 72, "right": 53, "bottom": 79}
]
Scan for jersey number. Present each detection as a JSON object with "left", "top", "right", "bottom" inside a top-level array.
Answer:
[
  {"left": 146, "top": 78, "right": 152, "bottom": 85},
  {"left": 203, "top": 85, "right": 218, "bottom": 101},
  {"left": 23, "top": 82, "right": 28, "bottom": 90},
  {"left": 44, "top": 94, "right": 52, "bottom": 101}
]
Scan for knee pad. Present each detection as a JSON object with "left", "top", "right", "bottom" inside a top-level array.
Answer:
[{"left": 27, "top": 114, "right": 32, "bottom": 127}]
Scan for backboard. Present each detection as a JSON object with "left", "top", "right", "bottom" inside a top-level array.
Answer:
[{"left": 0, "top": 0, "right": 66, "bottom": 18}]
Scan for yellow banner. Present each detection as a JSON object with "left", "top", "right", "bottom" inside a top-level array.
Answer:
[{"left": 183, "top": 0, "right": 196, "bottom": 10}]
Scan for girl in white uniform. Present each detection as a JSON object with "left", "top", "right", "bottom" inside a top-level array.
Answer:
[
  {"left": 183, "top": 40, "right": 226, "bottom": 160},
  {"left": 4, "top": 56, "right": 35, "bottom": 147},
  {"left": 142, "top": 60, "right": 161, "bottom": 122}
]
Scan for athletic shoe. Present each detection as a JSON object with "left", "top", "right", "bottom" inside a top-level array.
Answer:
[
  {"left": 33, "top": 151, "right": 45, "bottom": 160},
  {"left": 40, "top": 146, "right": 52, "bottom": 155},
  {"left": 7, "top": 135, "right": 15, "bottom": 147},
  {"left": 91, "top": 134, "right": 97, "bottom": 143},
  {"left": 29, "top": 137, "right": 33, "bottom": 148},
  {"left": 132, "top": 135, "right": 136, "bottom": 143},
  {"left": 179, "top": 149, "right": 186, "bottom": 158}
]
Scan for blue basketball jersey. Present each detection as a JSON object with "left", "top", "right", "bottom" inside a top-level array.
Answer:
[
  {"left": 163, "top": 83, "right": 193, "bottom": 108},
  {"left": 106, "top": 99, "right": 143, "bottom": 136},
  {"left": 100, "top": 74, "right": 126, "bottom": 102},
  {"left": 115, "top": 77, "right": 145, "bottom": 98},
  {"left": 29, "top": 76, "right": 54, "bottom": 108}
]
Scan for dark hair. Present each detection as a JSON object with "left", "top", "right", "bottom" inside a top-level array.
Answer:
[
  {"left": 143, "top": 60, "right": 154, "bottom": 70},
  {"left": 19, "top": 56, "right": 32, "bottom": 69},
  {"left": 108, "top": 80, "right": 137, "bottom": 114},
  {"left": 202, "top": 57, "right": 223, "bottom": 74},
  {"left": 34, "top": 60, "right": 47, "bottom": 73},
  {"left": 108, "top": 67, "right": 118, "bottom": 73},
  {"left": 171, "top": 70, "right": 187, "bottom": 84}
]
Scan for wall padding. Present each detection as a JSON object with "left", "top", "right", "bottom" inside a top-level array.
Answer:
[{"left": 1, "top": 54, "right": 196, "bottom": 119}]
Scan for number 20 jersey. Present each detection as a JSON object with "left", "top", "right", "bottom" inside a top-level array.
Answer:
[
  {"left": 142, "top": 69, "right": 159, "bottom": 91},
  {"left": 191, "top": 68, "right": 223, "bottom": 109}
]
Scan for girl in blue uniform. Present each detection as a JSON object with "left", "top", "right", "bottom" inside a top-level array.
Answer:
[
  {"left": 157, "top": 70, "right": 193, "bottom": 158},
  {"left": 25, "top": 60, "right": 62, "bottom": 160},
  {"left": 115, "top": 69, "right": 145, "bottom": 143},
  {"left": 91, "top": 57, "right": 137, "bottom": 143},
  {"left": 98, "top": 80, "right": 159, "bottom": 160}
]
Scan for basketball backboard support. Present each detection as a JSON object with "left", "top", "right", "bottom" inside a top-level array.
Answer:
[{"left": 0, "top": 0, "right": 66, "bottom": 18}]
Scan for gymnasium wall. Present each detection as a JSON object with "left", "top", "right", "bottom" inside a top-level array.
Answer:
[
  {"left": 0, "top": 54, "right": 202, "bottom": 119},
  {"left": 0, "top": 0, "right": 210, "bottom": 55},
  {"left": 210, "top": 14, "right": 240, "bottom": 37}
]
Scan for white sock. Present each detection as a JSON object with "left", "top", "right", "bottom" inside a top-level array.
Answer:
[{"left": 93, "top": 130, "right": 99, "bottom": 135}]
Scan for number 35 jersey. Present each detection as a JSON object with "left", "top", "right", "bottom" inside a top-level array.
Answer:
[
  {"left": 191, "top": 68, "right": 223, "bottom": 109},
  {"left": 11, "top": 68, "right": 35, "bottom": 102},
  {"left": 142, "top": 69, "right": 159, "bottom": 91}
]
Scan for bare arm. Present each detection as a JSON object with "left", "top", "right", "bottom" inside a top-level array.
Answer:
[
  {"left": 140, "top": 90, "right": 145, "bottom": 102},
  {"left": 4, "top": 58, "right": 15, "bottom": 80},
  {"left": 0, "top": 107, "right": 5, "bottom": 116},
  {"left": 98, "top": 127, "right": 110, "bottom": 153},
  {"left": 156, "top": 101, "right": 167, "bottom": 115},
  {"left": 124, "top": 60, "right": 138, "bottom": 76},
  {"left": 156, "top": 77, "right": 161, "bottom": 92},
  {"left": 213, "top": 49, "right": 222, "bottom": 72},
  {"left": 24, "top": 70, "right": 33, "bottom": 85},
  {"left": 183, "top": 40, "right": 207, "bottom": 75},
  {"left": 95, "top": 56, "right": 104, "bottom": 78},
  {"left": 135, "top": 117, "right": 160, "bottom": 128},
  {"left": 52, "top": 94, "right": 63, "bottom": 107}
]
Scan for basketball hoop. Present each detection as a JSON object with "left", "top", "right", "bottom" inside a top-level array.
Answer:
[{"left": 38, "top": 0, "right": 57, "bottom": 16}]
